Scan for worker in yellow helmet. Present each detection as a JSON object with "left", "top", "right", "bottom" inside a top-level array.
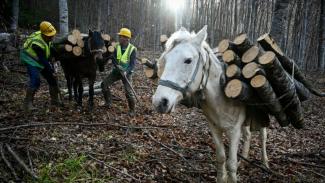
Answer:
[
  {"left": 20, "top": 21, "right": 62, "bottom": 111},
  {"left": 101, "top": 28, "right": 137, "bottom": 116}
]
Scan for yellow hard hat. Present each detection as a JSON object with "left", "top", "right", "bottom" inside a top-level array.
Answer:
[
  {"left": 40, "top": 21, "right": 56, "bottom": 37},
  {"left": 118, "top": 28, "right": 131, "bottom": 38}
]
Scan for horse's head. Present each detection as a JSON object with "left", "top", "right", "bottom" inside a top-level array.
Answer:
[
  {"left": 88, "top": 29, "right": 105, "bottom": 69},
  {"left": 152, "top": 25, "right": 210, "bottom": 113}
]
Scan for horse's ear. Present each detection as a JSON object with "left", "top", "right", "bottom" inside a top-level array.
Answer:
[
  {"left": 192, "top": 25, "right": 207, "bottom": 47},
  {"left": 89, "top": 29, "right": 93, "bottom": 36}
]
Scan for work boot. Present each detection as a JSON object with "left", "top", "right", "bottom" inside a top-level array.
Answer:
[
  {"left": 102, "top": 89, "right": 112, "bottom": 108},
  {"left": 127, "top": 98, "right": 136, "bottom": 117},
  {"left": 23, "top": 88, "right": 36, "bottom": 111},
  {"left": 49, "top": 86, "right": 64, "bottom": 107}
]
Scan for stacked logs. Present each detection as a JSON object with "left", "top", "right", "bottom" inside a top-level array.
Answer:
[
  {"left": 220, "top": 33, "right": 325, "bottom": 129},
  {"left": 53, "top": 29, "right": 112, "bottom": 58}
]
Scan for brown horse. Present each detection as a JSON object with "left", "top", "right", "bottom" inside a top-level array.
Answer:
[{"left": 59, "top": 30, "right": 105, "bottom": 111}]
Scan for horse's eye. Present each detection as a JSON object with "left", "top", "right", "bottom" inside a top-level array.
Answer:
[{"left": 184, "top": 59, "right": 192, "bottom": 64}]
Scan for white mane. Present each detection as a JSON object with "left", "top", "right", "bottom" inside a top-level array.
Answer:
[{"left": 161, "top": 27, "right": 217, "bottom": 63}]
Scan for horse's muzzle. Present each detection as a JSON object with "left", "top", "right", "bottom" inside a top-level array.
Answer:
[{"left": 154, "top": 97, "right": 172, "bottom": 113}]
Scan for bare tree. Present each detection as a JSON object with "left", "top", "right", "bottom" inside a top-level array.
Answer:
[
  {"left": 10, "top": 0, "right": 19, "bottom": 32},
  {"left": 59, "top": 0, "right": 69, "bottom": 36}
]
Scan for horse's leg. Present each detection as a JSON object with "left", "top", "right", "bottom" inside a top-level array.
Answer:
[
  {"left": 226, "top": 125, "right": 242, "bottom": 183},
  {"left": 73, "top": 78, "right": 78, "bottom": 103},
  {"left": 260, "top": 127, "right": 269, "bottom": 168},
  {"left": 241, "top": 125, "right": 251, "bottom": 165},
  {"left": 208, "top": 122, "right": 227, "bottom": 183},
  {"left": 77, "top": 80, "right": 83, "bottom": 108},
  {"left": 67, "top": 76, "right": 73, "bottom": 101},
  {"left": 88, "top": 78, "right": 94, "bottom": 111}
]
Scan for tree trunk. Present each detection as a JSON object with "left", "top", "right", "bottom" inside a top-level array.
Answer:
[
  {"left": 233, "top": 33, "right": 254, "bottom": 57},
  {"left": 222, "top": 50, "right": 242, "bottom": 66},
  {"left": 242, "top": 45, "right": 263, "bottom": 64},
  {"left": 59, "top": 0, "right": 69, "bottom": 36},
  {"left": 224, "top": 79, "right": 253, "bottom": 102},
  {"left": 269, "top": 0, "right": 289, "bottom": 48},
  {"left": 242, "top": 62, "right": 265, "bottom": 79},
  {"left": 258, "top": 51, "right": 303, "bottom": 129},
  {"left": 10, "top": 0, "right": 19, "bottom": 32},
  {"left": 319, "top": 0, "right": 325, "bottom": 70}
]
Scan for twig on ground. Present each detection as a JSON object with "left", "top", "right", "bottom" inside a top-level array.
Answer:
[
  {"left": 0, "top": 122, "right": 170, "bottom": 133},
  {"left": 286, "top": 157, "right": 325, "bottom": 169},
  {"left": 0, "top": 143, "right": 19, "bottom": 180},
  {"left": 5, "top": 144, "right": 38, "bottom": 179},
  {"left": 87, "top": 154, "right": 140, "bottom": 182}
]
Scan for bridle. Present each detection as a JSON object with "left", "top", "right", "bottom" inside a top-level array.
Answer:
[
  {"left": 158, "top": 49, "right": 211, "bottom": 99},
  {"left": 88, "top": 37, "right": 104, "bottom": 54}
]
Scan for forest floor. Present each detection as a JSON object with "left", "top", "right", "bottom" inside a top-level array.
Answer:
[{"left": 0, "top": 49, "right": 325, "bottom": 183}]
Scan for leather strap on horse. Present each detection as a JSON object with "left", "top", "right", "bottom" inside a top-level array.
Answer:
[{"left": 158, "top": 53, "right": 202, "bottom": 98}]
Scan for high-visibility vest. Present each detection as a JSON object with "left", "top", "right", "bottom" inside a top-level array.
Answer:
[
  {"left": 21, "top": 31, "right": 51, "bottom": 68},
  {"left": 116, "top": 43, "right": 136, "bottom": 68}
]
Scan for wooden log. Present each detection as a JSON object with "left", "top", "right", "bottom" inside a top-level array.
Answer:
[
  {"left": 71, "top": 29, "right": 81, "bottom": 39},
  {"left": 144, "top": 66, "right": 158, "bottom": 79},
  {"left": 294, "top": 79, "right": 311, "bottom": 102},
  {"left": 141, "top": 58, "right": 156, "bottom": 68},
  {"left": 76, "top": 38, "right": 84, "bottom": 48},
  {"left": 160, "top": 34, "right": 168, "bottom": 43},
  {"left": 218, "top": 39, "right": 237, "bottom": 54},
  {"left": 226, "top": 64, "right": 241, "bottom": 80},
  {"left": 258, "top": 33, "right": 325, "bottom": 97},
  {"left": 242, "top": 46, "right": 263, "bottom": 64},
  {"left": 233, "top": 33, "right": 254, "bottom": 57},
  {"left": 65, "top": 44, "right": 73, "bottom": 52},
  {"left": 72, "top": 46, "right": 82, "bottom": 56},
  {"left": 102, "top": 46, "right": 107, "bottom": 53},
  {"left": 101, "top": 34, "right": 111, "bottom": 41},
  {"left": 108, "top": 46, "right": 115, "bottom": 53},
  {"left": 222, "top": 50, "right": 241, "bottom": 66},
  {"left": 242, "top": 62, "right": 265, "bottom": 79},
  {"left": 111, "top": 41, "right": 117, "bottom": 47},
  {"left": 250, "top": 74, "right": 289, "bottom": 126},
  {"left": 258, "top": 51, "right": 304, "bottom": 129},
  {"left": 225, "top": 79, "right": 253, "bottom": 101},
  {"left": 67, "top": 35, "right": 77, "bottom": 45}
]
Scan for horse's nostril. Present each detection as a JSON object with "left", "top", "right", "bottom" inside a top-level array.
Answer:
[{"left": 161, "top": 98, "right": 169, "bottom": 107}]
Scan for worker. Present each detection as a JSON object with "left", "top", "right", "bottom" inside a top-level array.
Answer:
[
  {"left": 101, "top": 28, "right": 137, "bottom": 116},
  {"left": 20, "top": 21, "right": 62, "bottom": 111}
]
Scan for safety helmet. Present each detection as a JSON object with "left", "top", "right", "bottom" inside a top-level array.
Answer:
[
  {"left": 40, "top": 21, "right": 56, "bottom": 37},
  {"left": 118, "top": 28, "right": 131, "bottom": 38}
]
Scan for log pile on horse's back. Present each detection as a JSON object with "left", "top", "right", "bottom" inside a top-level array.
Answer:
[
  {"left": 152, "top": 26, "right": 325, "bottom": 183},
  {"left": 53, "top": 30, "right": 107, "bottom": 111}
]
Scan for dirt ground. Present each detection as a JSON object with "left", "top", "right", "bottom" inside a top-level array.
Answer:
[{"left": 0, "top": 50, "right": 324, "bottom": 183}]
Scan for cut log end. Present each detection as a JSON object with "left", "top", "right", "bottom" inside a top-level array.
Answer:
[
  {"left": 102, "top": 34, "right": 111, "bottom": 41},
  {"left": 233, "top": 33, "right": 247, "bottom": 45},
  {"left": 67, "top": 35, "right": 77, "bottom": 45},
  {"left": 76, "top": 39, "right": 84, "bottom": 48},
  {"left": 72, "top": 46, "right": 82, "bottom": 56},
  {"left": 160, "top": 34, "right": 168, "bottom": 43},
  {"left": 258, "top": 51, "right": 275, "bottom": 65},
  {"left": 226, "top": 64, "right": 241, "bottom": 79},
  {"left": 242, "top": 46, "right": 259, "bottom": 63},
  {"left": 218, "top": 39, "right": 230, "bottom": 53},
  {"left": 144, "top": 66, "right": 157, "bottom": 79},
  {"left": 108, "top": 46, "right": 115, "bottom": 53},
  {"left": 251, "top": 75, "right": 267, "bottom": 88},
  {"left": 111, "top": 41, "right": 117, "bottom": 47},
  {"left": 65, "top": 44, "right": 73, "bottom": 52},
  {"left": 242, "top": 62, "right": 260, "bottom": 79},
  {"left": 222, "top": 50, "right": 235, "bottom": 63},
  {"left": 257, "top": 33, "right": 284, "bottom": 56},
  {"left": 225, "top": 79, "right": 243, "bottom": 98}
]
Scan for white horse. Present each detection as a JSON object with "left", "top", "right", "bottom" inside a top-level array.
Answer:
[{"left": 152, "top": 26, "right": 268, "bottom": 183}]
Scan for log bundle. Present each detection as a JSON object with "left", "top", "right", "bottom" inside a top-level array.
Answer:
[
  {"left": 53, "top": 29, "right": 111, "bottom": 58},
  {"left": 219, "top": 33, "right": 324, "bottom": 129}
]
